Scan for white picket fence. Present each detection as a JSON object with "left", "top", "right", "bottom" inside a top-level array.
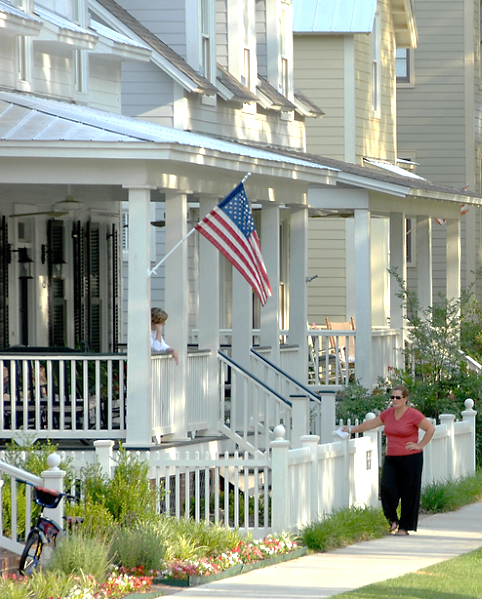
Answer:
[{"left": 0, "top": 400, "right": 476, "bottom": 550}]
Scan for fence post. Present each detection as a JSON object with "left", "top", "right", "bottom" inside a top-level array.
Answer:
[
  {"left": 41, "top": 453, "right": 66, "bottom": 528},
  {"left": 439, "top": 414, "right": 455, "bottom": 480},
  {"left": 319, "top": 391, "right": 336, "bottom": 444},
  {"left": 291, "top": 395, "right": 309, "bottom": 448},
  {"left": 362, "top": 413, "right": 380, "bottom": 508},
  {"left": 270, "top": 424, "right": 290, "bottom": 534},
  {"left": 301, "top": 435, "right": 320, "bottom": 522},
  {"left": 94, "top": 440, "right": 115, "bottom": 478},
  {"left": 462, "top": 399, "right": 477, "bottom": 475}
]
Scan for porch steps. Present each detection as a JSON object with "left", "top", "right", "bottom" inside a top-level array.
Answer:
[{"left": 0, "top": 548, "right": 20, "bottom": 575}]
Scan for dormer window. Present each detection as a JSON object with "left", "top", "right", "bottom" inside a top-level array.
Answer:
[
  {"left": 266, "top": 0, "right": 293, "bottom": 104},
  {"left": 200, "top": 0, "right": 214, "bottom": 81}
]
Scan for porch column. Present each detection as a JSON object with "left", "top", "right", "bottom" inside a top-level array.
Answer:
[
  {"left": 390, "top": 212, "right": 406, "bottom": 371},
  {"left": 416, "top": 216, "right": 432, "bottom": 312},
  {"left": 165, "top": 192, "right": 188, "bottom": 440},
  {"left": 446, "top": 218, "right": 461, "bottom": 303},
  {"left": 354, "top": 208, "right": 372, "bottom": 389},
  {"left": 288, "top": 207, "right": 308, "bottom": 381},
  {"left": 198, "top": 195, "right": 220, "bottom": 435},
  {"left": 260, "top": 203, "right": 280, "bottom": 364},
  {"left": 126, "top": 187, "right": 153, "bottom": 448},
  {"left": 389, "top": 212, "right": 406, "bottom": 329}
]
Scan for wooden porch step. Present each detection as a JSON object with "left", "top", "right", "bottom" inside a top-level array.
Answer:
[{"left": 0, "top": 548, "right": 20, "bottom": 575}]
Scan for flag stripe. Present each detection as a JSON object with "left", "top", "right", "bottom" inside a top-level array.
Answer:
[
  {"left": 197, "top": 212, "right": 268, "bottom": 303},
  {"left": 195, "top": 183, "right": 272, "bottom": 305}
]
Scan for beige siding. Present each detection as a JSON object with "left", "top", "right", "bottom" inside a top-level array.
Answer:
[
  {"left": 307, "top": 218, "right": 347, "bottom": 324},
  {"left": 397, "top": 0, "right": 479, "bottom": 300},
  {"left": 354, "top": 0, "right": 397, "bottom": 164},
  {"left": 185, "top": 97, "right": 306, "bottom": 150},
  {"left": 293, "top": 35, "right": 346, "bottom": 159}
]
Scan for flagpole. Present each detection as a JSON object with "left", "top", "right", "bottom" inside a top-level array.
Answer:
[
  {"left": 148, "top": 227, "right": 196, "bottom": 276},
  {"left": 148, "top": 173, "right": 252, "bottom": 277}
]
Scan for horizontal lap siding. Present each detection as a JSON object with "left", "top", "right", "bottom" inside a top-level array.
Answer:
[
  {"left": 121, "top": 63, "right": 175, "bottom": 124},
  {"left": 0, "top": 38, "right": 15, "bottom": 89},
  {"left": 307, "top": 219, "right": 347, "bottom": 324},
  {"left": 34, "top": 51, "right": 72, "bottom": 100},
  {"left": 90, "top": 62, "right": 122, "bottom": 113},
  {"left": 354, "top": 0, "right": 397, "bottom": 164},
  {"left": 293, "top": 36, "right": 345, "bottom": 160},
  {"left": 116, "top": 0, "right": 187, "bottom": 57}
]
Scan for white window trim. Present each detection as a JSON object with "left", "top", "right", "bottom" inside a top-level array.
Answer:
[
  {"left": 371, "top": 12, "right": 381, "bottom": 118},
  {"left": 15, "top": 35, "right": 32, "bottom": 92},
  {"left": 198, "top": 0, "right": 216, "bottom": 84}
]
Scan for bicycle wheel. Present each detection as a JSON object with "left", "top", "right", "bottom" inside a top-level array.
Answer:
[{"left": 19, "top": 530, "right": 42, "bottom": 575}]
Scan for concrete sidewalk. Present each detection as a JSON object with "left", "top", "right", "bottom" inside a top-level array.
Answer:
[{"left": 164, "top": 502, "right": 482, "bottom": 599}]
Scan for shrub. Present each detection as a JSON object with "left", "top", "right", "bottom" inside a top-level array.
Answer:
[
  {"left": 110, "top": 520, "right": 168, "bottom": 572},
  {"left": 299, "top": 506, "right": 388, "bottom": 552},
  {"left": 46, "top": 530, "right": 111, "bottom": 582}
]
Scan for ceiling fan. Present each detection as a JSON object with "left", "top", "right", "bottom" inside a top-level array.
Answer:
[{"left": 10, "top": 196, "right": 84, "bottom": 219}]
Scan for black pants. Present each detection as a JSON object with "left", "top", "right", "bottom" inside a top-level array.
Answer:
[{"left": 380, "top": 452, "right": 423, "bottom": 531}]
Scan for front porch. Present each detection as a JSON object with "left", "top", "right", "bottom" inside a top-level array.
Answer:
[{"left": 0, "top": 326, "right": 402, "bottom": 448}]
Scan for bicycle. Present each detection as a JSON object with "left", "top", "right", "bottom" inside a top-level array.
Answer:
[{"left": 18, "top": 482, "right": 81, "bottom": 575}]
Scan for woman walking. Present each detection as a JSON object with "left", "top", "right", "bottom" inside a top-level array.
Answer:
[{"left": 343, "top": 385, "right": 435, "bottom": 535}]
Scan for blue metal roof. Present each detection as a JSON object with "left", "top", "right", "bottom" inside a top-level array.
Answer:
[{"left": 292, "top": 0, "right": 377, "bottom": 34}]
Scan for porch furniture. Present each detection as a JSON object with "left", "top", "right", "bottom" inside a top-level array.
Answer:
[{"left": 325, "top": 317, "right": 356, "bottom": 365}]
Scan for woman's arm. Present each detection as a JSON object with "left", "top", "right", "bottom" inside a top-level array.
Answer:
[
  {"left": 342, "top": 414, "right": 384, "bottom": 435},
  {"left": 406, "top": 417, "right": 435, "bottom": 451}
]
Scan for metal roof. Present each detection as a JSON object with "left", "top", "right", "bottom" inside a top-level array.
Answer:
[
  {"left": 0, "top": 91, "right": 337, "bottom": 172},
  {"left": 292, "top": 0, "right": 377, "bottom": 34}
]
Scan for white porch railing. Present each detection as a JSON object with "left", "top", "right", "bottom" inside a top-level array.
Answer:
[
  {"left": 308, "top": 327, "right": 403, "bottom": 387},
  {"left": 0, "top": 353, "right": 127, "bottom": 440}
]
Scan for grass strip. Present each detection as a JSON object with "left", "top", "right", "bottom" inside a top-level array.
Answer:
[{"left": 332, "top": 546, "right": 482, "bottom": 599}]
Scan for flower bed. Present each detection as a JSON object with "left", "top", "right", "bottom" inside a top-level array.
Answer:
[{"left": 157, "top": 533, "right": 307, "bottom": 588}]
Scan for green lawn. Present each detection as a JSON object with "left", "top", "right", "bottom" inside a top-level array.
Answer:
[{"left": 333, "top": 546, "right": 482, "bottom": 599}]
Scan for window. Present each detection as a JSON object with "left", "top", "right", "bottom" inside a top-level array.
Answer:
[
  {"left": 396, "top": 48, "right": 411, "bottom": 83},
  {"left": 74, "top": 49, "right": 87, "bottom": 95},
  {"left": 406, "top": 218, "right": 416, "bottom": 266},
  {"left": 371, "top": 13, "right": 381, "bottom": 115},
  {"left": 199, "top": 0, "right": 214, "bottom": 81},
  {"left": 16, "top": 36, "right": 32, "bottom": 90},
  {"left": 279, "top": 1, "right": 292, "bottom": 99}
]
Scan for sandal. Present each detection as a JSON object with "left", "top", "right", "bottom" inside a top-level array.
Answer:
[
  {"left": 389, "top": 521, "right": 398, "bottom": 533},
  {"left": 394, "top": 529, "right": 409, "bottom": 536}
]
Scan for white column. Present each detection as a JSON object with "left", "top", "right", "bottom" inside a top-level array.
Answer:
[
  {"left": 260, "top": 204, "right": 280, "bottom": 364},
  {"left": 417, "top": 216, "right": 432, "bottom": 312},
  {"left": 126, "top": 187, "right": 152, "bottom": 448},
  {"left": 198, "top": 195, "right": 220, "bottom": 435},
  {"left": 165, "top": 192, "right": 188, "bottom": 440},
  {"left": 446, "top": 218, "right": 461, "bottom": 303},
  {"left": 354, "top": 208, "right": 372, "bottom": 389},
  {"left": 288, "top": 207, "right": 308, "bottom": 381},
  {"left": 389, "top": 212, "right": 406, "bottom": 329}
]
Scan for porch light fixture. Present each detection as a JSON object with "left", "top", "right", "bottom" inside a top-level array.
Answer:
[
  {"left": 41, "top": 243, "right": 65, "bottom": 278},
  {"left": 7, "top": 245, "right": 33, "bottom": 279}
]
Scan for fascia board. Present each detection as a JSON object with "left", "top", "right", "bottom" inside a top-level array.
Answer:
[{"left": 337, "top": 172, "right": 410, "bottom": 197}]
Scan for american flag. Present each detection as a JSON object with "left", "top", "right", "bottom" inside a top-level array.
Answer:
[{"left": 195, "top": 183, "right": 272, "bottom": 306}]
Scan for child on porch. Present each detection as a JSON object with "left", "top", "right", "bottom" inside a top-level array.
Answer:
[{"left": 151, "top": 308, "right": 179, "bottom": 365}]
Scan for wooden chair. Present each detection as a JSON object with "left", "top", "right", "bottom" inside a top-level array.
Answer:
[{"left": 325, "top": 317, "right": 356, "bottom": 380}]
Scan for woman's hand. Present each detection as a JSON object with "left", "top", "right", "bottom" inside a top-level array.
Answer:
[{"left": 406, "top": 441, "right": 422, "bottom": 451}]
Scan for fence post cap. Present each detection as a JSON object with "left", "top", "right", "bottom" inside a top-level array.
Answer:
[
  {"left": 464, "top": 398, "right": 475, "bottom": 410},
  {"left": 273, "top": 424, "right": 286, "bottom": 440},
  {"left": 47, "top": 453, "right": 61, "bottom": 470},
  {"left": 365, "top": 412, "right": 376, "bottom": 420}
]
